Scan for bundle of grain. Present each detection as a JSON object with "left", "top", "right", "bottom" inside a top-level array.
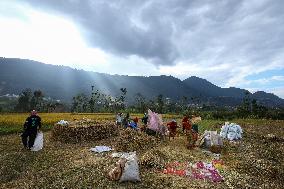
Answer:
[
  {"left": 140, "top": 149, "right": 167, "bottom": 169},
  {"left": 114, "top": 128, "right": 159, "bottom": 152},
  {"left": 209, "top": 145, "right": 223, "bottom": 154},
  {"left": 52, "top": 119, "right": 118, "bottom": 143}
]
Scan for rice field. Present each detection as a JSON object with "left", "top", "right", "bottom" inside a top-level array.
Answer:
[
  {"left": 0, "top": 113, "right": 184, "bottom": 135},
  {"left": 0, "top": 113, "right": 178, "bottom": 136},
  {"left": 0, "top": 113, "right": 113, "bottom": 135}
]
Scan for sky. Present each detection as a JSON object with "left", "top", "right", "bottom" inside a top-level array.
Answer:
[{"left": 0, "top": 0, "right": 283, "bottom": 98}]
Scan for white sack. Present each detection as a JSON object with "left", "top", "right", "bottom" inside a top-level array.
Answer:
[
  {"left": 30, "top": 131, "right": 43, "bottom": 152},
  {"left": 210, "top": 131, "right": 220, "bottom": 146},
  {"left": 220, "top": 123, "right": 229, "bottom": 139},
  {"left": 57, "top": 120, "right": 69, "bottom": 126},
  {"left": 119, "top": 152, "right": 141, "bottom": 182},
  {"left": 227, "top": 131, "right": 237, "bottom": 141},
  {"left": 220, "top": 122, "right": 243, "bottom": 140}
]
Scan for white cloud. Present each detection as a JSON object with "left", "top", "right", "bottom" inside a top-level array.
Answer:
[
  {"left": 247, "top": 86, "right": 284, "bottom": 99},
  {"left": 271, "top": 76, "right": 284, "bottom": 81},
  {"left": 235, "top": 75, "right": 284, "bottom": 88},
  {"left": 1, "top": 0, "right": 284, "bottom": 98},
  {"left": 270, "top": 87, "right": 284, "bottom": 99},
  {"left": 0, "top": 8, "right": 109, "bottom": 69}
]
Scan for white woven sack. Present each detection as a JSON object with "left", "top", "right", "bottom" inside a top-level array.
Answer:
[
  {"left": 119, "top": 152, "right": 141, "bottom": 182},
  {"left": 220, "top": 124, "right": 229, "bottom": 139},
  {"left": 227, "top": 131, "right": 237, "bottom": 141},
  {"left": 30, "top": 131, "right": 43, "bottom": 151},
  {"left": 210, "top": 131, "right": 219, "bottom": 146}
]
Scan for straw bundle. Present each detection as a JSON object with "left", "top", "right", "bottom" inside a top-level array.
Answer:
[
  {"left": 140, "top": 149, "right": 167, "bottom": 169},
  {"left": 52, "top": 119, "right": 118, "bottom": 143},
  {"left": 114, "top": 128, "right": 159, "bottom": 152}
]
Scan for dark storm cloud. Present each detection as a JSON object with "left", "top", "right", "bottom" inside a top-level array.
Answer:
[
  {"left": 20, "top": 0, "right": 179, "bottom": 65},
  {"left": 21, "top": 0, "right": 284, "bottom": 68}
]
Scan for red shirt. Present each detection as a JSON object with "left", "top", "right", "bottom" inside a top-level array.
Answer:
[
  {"left": 182, "top": 117, "right": 189, "bottom": 123},
  {"left": 183, "top": 122, "right": 192, "bottom": 130},
  {"left": 133, "top": 117, "right": 139, "bottom": 123},
  {"left": 167, "top": 121, "right": 177, "bottom": 130}
]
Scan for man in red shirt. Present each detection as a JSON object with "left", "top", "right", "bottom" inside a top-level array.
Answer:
[
  {"left": 133, "top": 117, "right": 139, "bottom": 124},
  {"left": 167, "top": 120, "right": 178, "bottom": 140},
  {"left": 182, "top": 115, "right": 192, "bottom": 134},
  {"left": 187, "top": 116, "right": 199, "bottom": 149}
]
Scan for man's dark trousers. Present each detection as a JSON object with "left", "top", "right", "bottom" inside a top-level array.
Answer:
[{"left": 22, "top": 129, "right": 37, "bottom": 148}]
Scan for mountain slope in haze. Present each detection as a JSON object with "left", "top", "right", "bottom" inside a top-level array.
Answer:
[
  {"left": 183, "top": 76, "right": 283, "bottom": 107},
  {"left": 183, "top": 76, "right": 248, "bottom": 98},
  {"left": 0, "top": 58, "right": 194, "bottom": 102},
  {"left": 0, "top": 58, "right": 283, "bottom": 107}
]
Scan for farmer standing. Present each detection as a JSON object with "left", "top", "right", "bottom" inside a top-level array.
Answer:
[
  {"left": 167, "top": 119, "right": 178, "bottom": 140},
  {"left": 21, "top": 110, "right": 41, "bottom": 149},
  {"left": 182, "top": 115, "right": 191, "bottom": 133},
  {"left": 122, "top": 113, "right": 130, "bottom": 128},
  {"left": 187, "top": 117, "right": 199, "bottom": 149}
]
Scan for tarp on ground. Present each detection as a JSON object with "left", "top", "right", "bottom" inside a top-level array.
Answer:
[
  {"left": 90, "top": 146, "right": 112, "bottom": 153},
  {"left": 163, "top": 161, "right": 224, "bottom": 182}
]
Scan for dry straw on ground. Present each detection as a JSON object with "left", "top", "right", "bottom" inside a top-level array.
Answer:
[
  {"left": 1, "top": 119, "right": 284, "bottom": 188},
  {"left": 140, "top": 149, "right": 167, "bottom": 169},
  {"left": 114, "top": 128, "right": 160, "bottom": 152},
  {"left": 51, "top": 119, "right": 118, "bottom": 143}
]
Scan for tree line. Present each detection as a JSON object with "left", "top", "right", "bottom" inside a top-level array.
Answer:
[
  {"left": 1, "top": 87, "right": 283, "bottom": 120},
  {"left": 70, "top": 87, "right": 284, "bottom": 120},
  {"left": 12, "top": 88, "right": 67, "bottom": 112}
]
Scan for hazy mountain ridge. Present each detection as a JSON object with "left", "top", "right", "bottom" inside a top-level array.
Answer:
[{"left": 0, "top": 58, "right": 283, "bottom": 107}]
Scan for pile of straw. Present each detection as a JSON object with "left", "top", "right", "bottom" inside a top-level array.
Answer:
[{"left": 52, "top": 119, "right": 118, "bottom": 143}]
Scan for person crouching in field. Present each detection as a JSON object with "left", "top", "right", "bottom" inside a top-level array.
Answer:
[
  {"left": 182, "top": 115, "right": 192, "bottom": 134},
  {"left": 129, "top": 117, "right": 139, "bottom": 130},
  {"left": 122, "top": 113, "right": 130, "bottom": 128},
  {"left": 133, "top": 117, "right": 139, "bottom": 127},
  {"left": 187, "top": 118, "right": 199, "bottom": 149},
  {"left": 167, "top": 120, "right": 178, "bottom": 140},
  {"left": 21, "top": 110, "right": 41, "bottom": 150},
  {"left": 116, "top": 113, "right": 122, "bottom": 127},
  {"left": 141, "top": 113, "right": 148, "bottom": 132},
  {"left": 157, "top": 124, "right": 168, "bottom": 141}
]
